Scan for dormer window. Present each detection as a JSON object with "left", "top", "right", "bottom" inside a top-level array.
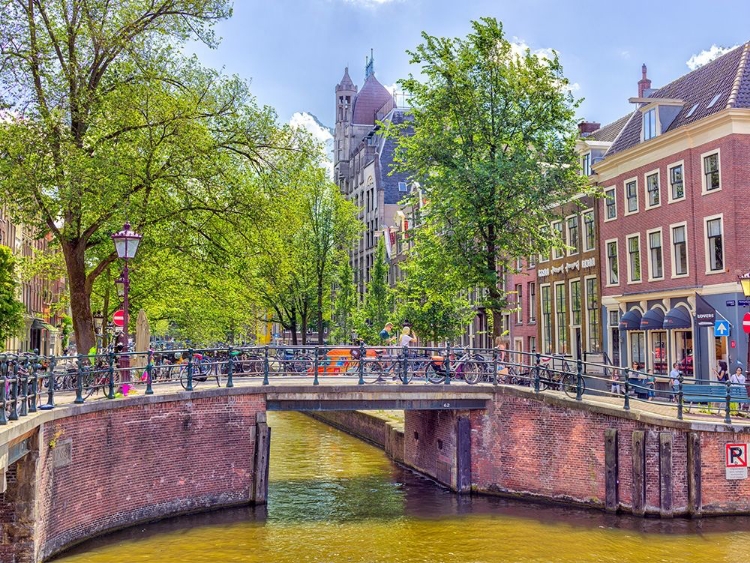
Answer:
[
  {"left": 643, "top": 108, "right": 657, "bottom": 140},
  {"left": 581, "top": 153, "right": 591, "bottom": 176}
]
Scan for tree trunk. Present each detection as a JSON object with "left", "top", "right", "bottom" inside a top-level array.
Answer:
[
  {"left": 62, "top": 240, "right": 95, "bottom": 357},
  {"left": 317, "top": 276, "right": 324, "bottom": 345},
  {"left": 290, "top": 315, "right": 298, "bottom": 345}
]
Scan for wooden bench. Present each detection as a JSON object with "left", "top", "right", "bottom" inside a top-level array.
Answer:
[{"left": 682, "top": 384, "right": 750, "bottom": 412}]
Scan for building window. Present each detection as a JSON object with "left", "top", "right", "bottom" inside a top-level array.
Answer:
[
  {"left": 703, "top": 153, "right": 720, "bottom": 192},
  {"left": 626, "top": 180, "right": 638, "bottom": 213},
  {"left": 646, "top": 172, "right": 660, "bottom": 207},
  {"left": 515, "top": 284, "right": 523, "bottom": 324},
  {"left": 643, "top": 108, "right": 657, "bottom": 140},
  {"left": 398, "top": 181, "right": 408, "bottom": 192},
  {"left": 528, "top": 254, "right": 537, "bottom": 268},
  {"left": 706, "top": 217, "right": 724, "bottom": 272},
  {"left": 570, "top": 280, "right": 581, "bottom": 326},
  {"left": 672, "top": 224, "right": 688, "bottom": 276},
  {"left": 555, "top": 283, "right": 568, "bottom": 354},
  {"left": 583, "top": 210, "right": 595, "bottom": 251},
  {"left": 649, "top": 230, "right": 663, "bottom": 279},
  {"left": 606, "top": 241, "right": 619, "bottom": 285},
  {"left": 567, "top": 216, "right": 579, "bottom": 256},
  {"left": 670, "top": 164, "right": 684, "bottom": 201},
  {"left": 605, "top": 188, "right": 616, "bottom": 220},
  {"left": 627, "top": 235, "right": 641, "bottom": 282},
  {"left": 541, "top": 285, "right": 552, "bottom": 354},
  {"left": 582, "top": 153, "right": 591, "bottom": 176},
  {"left": 552, "top": 221, "right": 564, "bottom": 259},
  {"left": 529, "top": 336, "right": 536, "bottom": 354},
  {"left": 528, "top": 282, "right": 536, "bottom": 323},
  {"left": 586, "top": 277, "right": 599, "bottom": 352}
]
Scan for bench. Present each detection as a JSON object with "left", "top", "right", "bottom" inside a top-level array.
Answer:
[{"left": 682, "top": 384, "right": 750, "bottom": 412}]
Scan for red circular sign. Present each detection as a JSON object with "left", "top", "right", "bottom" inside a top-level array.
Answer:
[
  {"left": 113, "top": 310, "right": 125, "bottom": 328},
  {"left": 743, "top": 312, "right": 750, "bottom": 334}
]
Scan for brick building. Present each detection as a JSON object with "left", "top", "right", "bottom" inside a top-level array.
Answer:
[{"left": 595, "top": 45, "right": 750, "bottom": 378}]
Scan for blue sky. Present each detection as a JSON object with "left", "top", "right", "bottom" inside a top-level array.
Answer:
[{"left": 191, "top": 0, "right": 750, "bottom": 131}]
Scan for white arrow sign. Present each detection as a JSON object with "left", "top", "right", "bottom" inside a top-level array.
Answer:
[{"left": 715, "top": 320, "right": 730, "bottom": 336}]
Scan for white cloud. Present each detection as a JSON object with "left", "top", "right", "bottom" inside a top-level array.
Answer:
[
  {"left": 289, "top": 112, "right": 334, "bottom": 177},
  {"left": 686, "top": 44, "right": 739, "bottom": 70},
  {"left": 619, "top": 50, "right": 631, "bottom": 60},
  {"left": 508, "top": 37, "right": 556, "bottom": 61}
]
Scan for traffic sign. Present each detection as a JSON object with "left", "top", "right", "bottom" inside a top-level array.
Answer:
[
  {"left": 743, "top": 312, "right": 750, "bottom": 334},
  {"left": 715, "top": 319, "right": 730, "bottom": 336},
  {"left": 113, "top": 310, "right": 125, "bottom": 327},
  {"left": 726, "top": 443, "right": 748, "bottom": 480}
]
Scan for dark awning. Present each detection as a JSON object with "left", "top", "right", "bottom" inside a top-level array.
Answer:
[
  {"left": 663, "top": 307, "right": 692, "bottom": 330},
  {"left": 640, "top": 308, "right": 665, "bottom": 330},
  {"left": 30, "top": 319, "right": 57, "bottom": 331},
  {"left": 619, "top": 309, "right": 642, "bottom": 331}
]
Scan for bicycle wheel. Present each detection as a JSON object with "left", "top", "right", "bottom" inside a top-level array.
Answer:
[
  {"left": 362, "top": 361, "right": 384, "bottom": 384},
  {"left": 425, "top": 363, "right": 446, "bottom": 384},
  {"left": 463, "top": 361, "right": 482, "bottom": 385},
  {"left": 397, "top": 357, "right": 414, "bottom": 384},
  {"left": 538, "top": 367, "right": 552, "bottom": 391},
  {"left": 179, "top": 366, "right": 199, "bottom": 390},
  {"left": 563, "top": 373, "right": 585, "bottom": 398}
]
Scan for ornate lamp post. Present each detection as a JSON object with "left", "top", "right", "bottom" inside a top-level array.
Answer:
[
  {"left": 111, "top": 223, "right": 142, "bottom": 382},
  {"left": 93, "top": 311, "right": 104, "bottom": 352},
  {"left": 739, "top": 273, "right": 750, "bottom": 374}
]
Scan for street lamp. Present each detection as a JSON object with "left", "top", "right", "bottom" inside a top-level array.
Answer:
[
  {"left": 111, "top": 222, "right": 142, "bottom": 382},
  {"left": 93, "top": 311, "right": 104, "bottom": 352},
  {"left": 114, "top": 274, "right": 126, "bottom": 298},
  {"left": 739, "top": 273, "right": 750, "bottom": 374}
]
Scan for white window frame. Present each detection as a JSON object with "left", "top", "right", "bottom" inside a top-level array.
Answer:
[
  {"left": 569, "top": 278, "right": 582, "bottom": 328},
  {"left": 582, "top": 209, "right": 595, "bottom": 252},
  {"left": 515, "top": 283, "right": 523, "bottom": 324},
  {"left": 584, "top": 275, "right": 599, "bottom": 353},
  {"left": 667, "top": 160, "right": 686, "bottom": 204},
  {"left": 566, "top": 214, "right": 579, "bottom": 256},
  {"left": 646, "top": 227, "right": 664, "bottom": 281},
  {"left": 582, "top": 153, "right": 591, "bottom": 176},
  {"left": 554, "top": 281, "right": 568, "bottom": 355},
  {"left": 626, "top": 233, "right": 642, "bottom": 284},
  {"left": 605, "top": 238, "right": 619, "bottom": 287},
  {"left": 540, "top": 283, "right": 552, "bottom": 354},
  {"left": 670, "top": 221, "right": 689, "bottom": 279},
  {"left": 604, "top": 187, "right": 617, "bottom": 222},
  {"left": 528, "top": 281, "right": 537, "bottom": 324},
  {"left": 701, "top": 148, "right": 722, "bottom": 195},
  {"left": 624, "top": 177, "right": 639, "bottom": 215},
  {"left": 552, "top": 220, "right": 564, "bottom": 260},
  {"left": 704, "top": 213, "right": 725, "bottom": 275},
  {"left": 643, "top": 107, "right": 658, "bottom": 141},
  {"left": 644, "top": 169, "right": 661, "bottom": 210}
]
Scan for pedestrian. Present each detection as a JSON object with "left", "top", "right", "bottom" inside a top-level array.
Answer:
[
  {"left": 730, "top": 366, "right": 746, "bottom": 385},
  {"left": 646, "top": 369, "right": 656, "bottom": 401},
  {"left": 399, "top": 326, "right": 416, "bottom": 348},
  {"left": 610, "top": 369, "right": 622, "bottom": 395},
  {"left": 713, "top": 360, "right": 729, "bottom": 383},
  {"left": 669, "top": 362, "right": 681, "bottom": 402},
  {"left": 494, "top": 337, "right": 510, "bottom": 381},
  {"left": 379, "top": 322, "right": 396, "bottom": 345}
]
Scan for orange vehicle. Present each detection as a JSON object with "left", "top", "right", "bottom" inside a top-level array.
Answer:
[{"left": 308, "top": 347, "right": 380, "bottom": 375}]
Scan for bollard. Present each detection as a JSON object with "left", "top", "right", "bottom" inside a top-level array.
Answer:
[
  {"left": 44, "top": 355, "right": 55, "bottom": 409},
  {"left": 9, "top": 356, "right": 19, "bottom": 420},
  {"left": 677, "top": 375, "right": 684, "bottom": 421},
  {"left": 146, "top": 349, "right": 154, "bottom": 394},
  {"left": 0, "top": 355, "right": 7, "bottom": 424},
  {"left": 186, "top": 349, "right": 194, "bottom": 391},
  {"left": 444, "top": 344, "right": 452, "bottom": 385},
  {"left": 74, "top": 354, "right": 84, "bottom": 404},
  {"left": 226, "top": 347, "right": 234, "bottom": 389},
  {"left": 402, "top": 345, "right": 409, "bottom": 384},
  {"left": 725, "top": 379, "right": 732, "bottom": 425},
  {"left": 18, "top": 355, "right": 28, "bottom": 416},
  {"left": 107, "top": 352, "right": 116, "bottom": 399},
  {"left": 534, "top": 353, "right": 541, "bottom": 394},
  {"left": 28, "top": 354, "right": 38, "bottom": 413},
  {"left": 357, "top": 343, "right": 365, "bottom": 386},
  {"left": 624, "top": 378, "right": 630, "bottom": 411},
  {"left": 576, "top": 358, "right": 583, "bottom": 401},
  {"left": 314, "top": 347, "right": 321, "bottom": 386},
  {"left": 263, "top": 346, "right": 270, "bottom": 386}
]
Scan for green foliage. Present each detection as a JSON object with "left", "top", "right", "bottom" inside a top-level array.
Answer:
[
  {"left": 353, "top": 239, "right": 392, "bottom": 344},
  {"left": 0, "top": 246, "right": 25, "bottom": 350},
  {"left": 330, "top": 261, "right": 356, "bottom": 344},
  {"left": 390, "top": 17, "right": 591, "bottom": 335},
  {"left": 59, "top": 315, "right": 73, "bottom": 350}
]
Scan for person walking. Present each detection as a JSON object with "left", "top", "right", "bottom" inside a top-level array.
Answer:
[
  {"left": 399, "top": 326, "right": 416, "bottom": 348},
  {"left": 669, "top": 362, "right": 681, "bottom": 402},
  {"left": 379, "top": 322, "right": 396, "bottom": 345},
  {"left": 713, "top": 360, "right": 729, "bottom": 383},
  {"left": 610, "top": 369, "right": 622, "bottom": 395}
]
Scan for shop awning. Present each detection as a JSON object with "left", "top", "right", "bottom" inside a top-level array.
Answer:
[
  {"left": 640, "top": 308, "right": 665, "bottom": 330},
  {"left": 619, "top": 309, "right": 642, "bottom": 331},
  {"left": 663, "top": 307, "right": 692, "bottom": 330},
  {"left": 30, "top": 319, "right": 57, "bottom": 332}
]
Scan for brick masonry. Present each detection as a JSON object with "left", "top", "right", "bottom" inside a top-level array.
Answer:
[{"left": 0, "top": 392, "right": 266, "bottom": 562}]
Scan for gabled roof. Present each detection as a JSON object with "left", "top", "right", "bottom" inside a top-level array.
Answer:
[
  {"left": 606, "top": 42, "right": 750, "bottom": 156},
  {"left": 585, "top": 114, "right": 631, "bottom": 143}
]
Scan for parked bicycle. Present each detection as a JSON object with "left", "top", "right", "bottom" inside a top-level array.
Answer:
[
  {"left": 179, "top": 353, "right": 220, "bottom": 389},
  {"left": 536, "top": 355, "right": 585, "bottom": 398},
  {"left": 424, "top": 348, "right": 487, "bottom": 384}
]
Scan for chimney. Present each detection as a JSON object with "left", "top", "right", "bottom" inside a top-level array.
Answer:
[
  {"left": 578, "top": 121, "right": 601, "bottom": 136},
  {"left": 638, "top": 63, "right": 652, "bottom": 98}
]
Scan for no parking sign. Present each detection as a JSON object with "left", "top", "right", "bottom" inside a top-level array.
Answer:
[{"left": 726, "top": 443, "right": 748, "bottom": 480}]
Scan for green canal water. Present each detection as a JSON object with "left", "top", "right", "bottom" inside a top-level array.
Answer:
[{"left": 56, "top": 412, "right": 750, "bottom": 563}]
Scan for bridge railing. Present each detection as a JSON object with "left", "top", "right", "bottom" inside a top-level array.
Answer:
[{"left": 0, "top": 346, "right": 742, "bottom": 425}]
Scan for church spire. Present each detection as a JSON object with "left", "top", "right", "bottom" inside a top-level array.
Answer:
[{"left": 365, "top": 48, "right": 374, "bottom": 79}]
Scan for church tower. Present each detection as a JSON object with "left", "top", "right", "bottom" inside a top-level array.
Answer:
[{"left": 334, "top": 67, "right": 357, "bottom": 180}]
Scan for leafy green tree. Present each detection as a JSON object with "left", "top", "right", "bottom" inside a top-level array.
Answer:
[
  {"left": 330, "top": 260, "right": 356, "bottom": 344},
  {"left": 354, "top": 238, "right": 391, "bottom": 344},
  {"left": 0, "top": 0, "right": 287, "bottom": 354},
  {"left": 390, "top": 17, "right": 590, "bottom": 337},
  {"left": 0, "top": 246, "right": 25, "bottom": 350}
]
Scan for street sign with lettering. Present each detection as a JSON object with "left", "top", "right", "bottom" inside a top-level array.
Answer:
[
  {"left": 726, "top": 443, "right": 748, "bottom": 480},
  {"left": 740, "top": 300, "right": 750, "bottom": 307},
  {"left": 727, "top": 300, "right": 736, "bottom": 307}
]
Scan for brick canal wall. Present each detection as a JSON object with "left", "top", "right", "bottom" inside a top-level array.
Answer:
[
  {"left": 308, "top": 411, "right": 405, "bottom": 463},
  {"left": 402, "top": 387, "right": 750, "bottom": 517},
  {"left": 0, "top": 390, "right": 268, "bottom": 562}
]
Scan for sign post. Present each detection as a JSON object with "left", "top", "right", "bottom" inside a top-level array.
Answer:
[{"left": 726, "top": 443, "right": 748, "bottom": 480}]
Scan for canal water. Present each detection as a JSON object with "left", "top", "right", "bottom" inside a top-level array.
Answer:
[{"left": 57, "top": 412, "right": 750, "bottom": 563}]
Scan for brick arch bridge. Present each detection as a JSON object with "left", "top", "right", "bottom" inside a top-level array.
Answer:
[{"left": 1, "top": 384, "right": 749, "bottom": 562}]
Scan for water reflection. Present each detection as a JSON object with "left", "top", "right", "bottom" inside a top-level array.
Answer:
[{"left": 56, "top": 412, "right": 750, "bottom": 563}]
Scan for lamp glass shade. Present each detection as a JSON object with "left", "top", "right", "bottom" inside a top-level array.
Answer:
[
  {"left": 111, "top": 224, "right": 142, "bottom": 259},
  {"left": 740, "top": 276, "right": 750, "bottom": 298},
  {"left": 115, "top": 278, "right": 126, "bottom": 298}
]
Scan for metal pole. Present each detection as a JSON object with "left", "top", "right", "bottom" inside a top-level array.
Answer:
[
  {"left": 492, "top": 348, "right": 498, "bottom": 385},
  {"left": 45, "top": 355, "right": 55, "bottom": 409},
  {"left": 677, "top": 374, "right": 684, "bottom": 421},
  {"left": 186, "top": 348, "right": 194, "bottom": 391},
  {"left": 576, "top": 358, "right": 583, "bottom": 401},
  {"left": 357, "top": 343, "right": 365, "bottom": 386},
  {"left": 0, "top": 356, "right": 7, "bottom": 424},
  {"left": 107, "top": 352, "right": 116, "bottom": 399},
  {"left": 402, "top": 345, "right": 409, "bottom": 384},
  {"left": 444, "top": 344, "right": 452, "bottom": 385},
  {"left": 121, "top": 260, "right": 131, "bottom": 383},
  {"left": 534, "top": 352, "right": 541, "bottom": 394},
  {"left": 263, "top": 346, "right": 270, "bottom": 386},
  {"left": 28, "top": 353, "right": 38, "bottom": 413},
  {"left": 725, "top": 379, "right": 732, "bottom": 425},
  {"left": 18, "top": 355, "right": 28, "bottom": 416},
  {"left": 623, "top": 377, "right": 630, "bottom": 411},
  {"left": 145, "top": 349, "right": 154, "bottom": 394},
  {"left": 8, "top": 356, "right": 18, "bottom": 420},
  {"left": 315, "top": 346, "right": 322, "bottom": 386},
  {"left": 226, "top": 346, "right": 234, "bottom": 388},
  {"left": 74, "top": 354, "right": 84, "bottom": 404}
]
